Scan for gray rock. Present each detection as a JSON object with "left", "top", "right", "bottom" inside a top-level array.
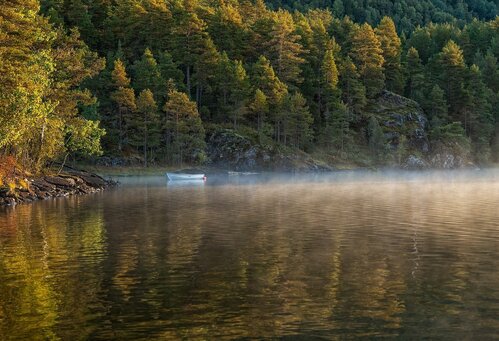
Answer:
[{"left": 404, "top": 155, "right": 428, "bottom": 169}]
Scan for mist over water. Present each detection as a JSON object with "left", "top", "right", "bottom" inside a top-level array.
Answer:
[{"left": 1, "top": 170, "right": 499, "bottom": 339}]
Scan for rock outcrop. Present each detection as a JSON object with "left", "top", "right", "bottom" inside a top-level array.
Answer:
[
  {"left": 374, "top": 90, "right": 429, "bottom": 154},
  {"left": 206, "top": 129, "right": 332, "bottom": 172},
  {"left": 0, "top": 170, "right": 116, "bottom": 207}
]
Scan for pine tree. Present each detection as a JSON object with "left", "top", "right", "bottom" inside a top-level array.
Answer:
[
  {"left": 65, "top": 0, "right": 97, "bottom": 47},
  {"left": 194, "top": 37, "right": 220, "bottom": 105},
  {"left": 332, "top": 0, "right": 345, "bottom": 17},
  {"left": 375, "top": 17, "right": 404, "bottom": 93},
  {"left": 215, "top": 53, "right": 251, "bottom": 125},
  {"left": 163, "top": 89, "right": 206, "bottom": 165},
  {"left": 322, "top": 50, "right": 339, "bottom": 92},
  {"left": 324, "top": 101, "right": 351, "bottom": 154},
  {"left": 339, "top": 57, "right": 367, "bottom": 117},
  {"left": 433, "top": 40, "right": 469, "bottom": 123},
  {"left": 349, "top": 23, "right": 385, "bottom": 98},
  {"left": 425, "top": 85, "right": 449, "bottom": 130},
  {"left": 133, "top": 89, "right": 161, "bottom": 167},
  {"left": 248, "top": 89, "right": 269, "bottom": 139},
  {"left": 466, "top": 65, "right": 494, "bottom": 161},
  {"left": 208, "top": 1, "right": 247, "bottom": 60},
  {"left": 367, "top": 116, "right": 386, "bottom": 163},
  {"left": 251, "top": 56, "right": 288, "bottom": 107},
  {"left": 266, "top": 10, "right": 305, "bottom": 87},
  {"left": 132, "top": 48, "right": 163, "bottom": 98},
  {"left": 404, "top": 47, "right": 425, "bottom": 103},
  {"left": 284, "top": 92, "right": 313, "bottom": 148},
  {"left": 482, "top": 51, "right": 499, "bottom": 92},
  {"left": 157, "top": 51, "right": 185, "bottom": 93},
  {"left": 170, "top": 3, "right": 208, "bottom": 98},
  {"left": 110, "top": 59, "right": 137, "bottom": 151}
]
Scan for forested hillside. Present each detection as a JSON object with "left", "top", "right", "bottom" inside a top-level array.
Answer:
[
  {"left": 267, "top": 0, "right": 497, "bottom": 34},
  {"left": 1, "top": 0, "right": 498, "bottom": 171}
]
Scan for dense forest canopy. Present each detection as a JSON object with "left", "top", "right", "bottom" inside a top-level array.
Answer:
[
  {"left": 0, "top": 0, "right": 498, "bottom": 170},
  {"left": 266, "top": 0, "right": 497, "bottom": 34}
]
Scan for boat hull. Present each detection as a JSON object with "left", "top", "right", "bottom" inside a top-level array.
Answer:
[{"left": 166, "top": 173, "right": 205, "bottom": 181}]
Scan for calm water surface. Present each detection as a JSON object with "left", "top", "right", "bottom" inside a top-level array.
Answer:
[{"left": 1, "top": 171, "right": 499, "bottom": 339}]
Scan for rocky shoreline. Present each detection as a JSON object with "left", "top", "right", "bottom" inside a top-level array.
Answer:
[{"left": 0, "top": 170, "right": 116, "bottom": 207}]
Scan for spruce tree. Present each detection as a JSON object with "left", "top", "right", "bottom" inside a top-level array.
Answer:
[{"left": 375, "top": 17, "right": 404, "bottom": 93}]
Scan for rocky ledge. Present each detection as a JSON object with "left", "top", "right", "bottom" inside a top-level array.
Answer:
[{"left": 0, "top": 170, "right": 116, "bottom": 207}]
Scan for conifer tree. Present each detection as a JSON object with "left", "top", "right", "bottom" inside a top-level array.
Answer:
[
  {"left": 132, "top": 48, "right": 163, "bottom": 98},
  {"left": 404, "top": 47, "right": 425, "bottom": 102},
  {"left": 375, "top": 17, "right": 404, "bottom": 93},
  {"left": 133, "top": 89, "right": 161, "bottom": 167},
  {"left": 349, "top": 23, "right": 385, "bottom": 98},
  {"left": 215, "top": 57, "right": 250, "bottom": 128},
  {"left": 194, "top": 37, "right": 220, "bottom": 105},
  {"left": 284, "top": 92, "right": 313, "bottom": 148},
  {"left": 163, "top": 89, "right": 206, "bottom": 165},
  {"left": 65, "top": 0, "right": 97, "bottom": 47},
  {"left": 433, "top": 40, "right": 469, "bottom": 122},
  {"left": 248, "top": 89, "right": 269, "bottom": 138},
  {"left": 171, "top": 4, "right": 208, "bottom": 98},
  {"left": 251, "top": 56, "right": 288, "bottom": 107},
  {"left": 339, "top": 57, "right": 367, "bottom": 117},
  {"left": 425, "top": 85, "right": 449, "bottom": 129},
  {"left": 466, "top": 65, "right": 494, "bottom": 160},
  {"left": 368, "top": 116, "right": 386, "bottom": 163},
  {"left": 157, "top": 51, "right": 185, "bottom": 93},
  {"left": 267, "top": 10, "right": 305, "bottom": 87},
  {"left": 110, "top": 59, "right": 137, "bottom": 151},
  {"left": 324, "top": 102, "right": 351, "bottom": 154},
  {"left": 482, "top": 51, "right": 499, "bottom": 92}
]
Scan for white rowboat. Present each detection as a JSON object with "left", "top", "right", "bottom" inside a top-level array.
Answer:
[{"left": 166, "top": 173, "right": 206, "bottom": 181}]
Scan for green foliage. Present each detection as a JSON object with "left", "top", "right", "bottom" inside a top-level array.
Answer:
[
  {"left": 375, "top": 17, "right": 404, "bottom": 93},
  {"left": 367, "top": 116, "right": 387, "bottom": 163},
  {"left": 349, "top": 23, "right": 385, "bottom": 98},
  {"left": 0, "top": 1, "right": 104, "bottom": 170},
  {"left": 3, "top": 0, "right": 497, "bottom": 168},
  {"left": 163, "top": 89, "right": 206, "bottom": 165}
]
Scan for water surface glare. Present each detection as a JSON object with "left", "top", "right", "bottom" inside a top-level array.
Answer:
[{"left": 1, "top": 170, "right": 499, "bottom": 339}]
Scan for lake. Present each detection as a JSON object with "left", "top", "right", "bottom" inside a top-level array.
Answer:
[{"left": 1, "top": 170, "right": 499, "bottom": 339}]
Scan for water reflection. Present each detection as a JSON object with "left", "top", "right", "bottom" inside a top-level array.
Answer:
[{"left": 1, "top": 172, "right": 499, "bottom": 339}]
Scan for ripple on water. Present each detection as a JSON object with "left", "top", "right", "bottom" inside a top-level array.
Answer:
[{"left": 1, "top": 173, "right": 499, "bottom": 339}]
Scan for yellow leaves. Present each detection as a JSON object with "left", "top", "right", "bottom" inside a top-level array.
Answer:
[
  {"left": 7, "top": 181, "right": 16, "bottom": 195},
  {"left": 112, "top": 59, "right": 131, "bottom": 88},
  {"left": 18, "top": 179, "right": 30, "bottom": 191}
]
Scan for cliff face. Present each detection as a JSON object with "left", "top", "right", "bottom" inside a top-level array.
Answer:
[
  {"left": 373, "top": 90, "right": 429, "bottom": 154},
  {"left": 369, "top": 90, "right": 474, "bottom": 169}
]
